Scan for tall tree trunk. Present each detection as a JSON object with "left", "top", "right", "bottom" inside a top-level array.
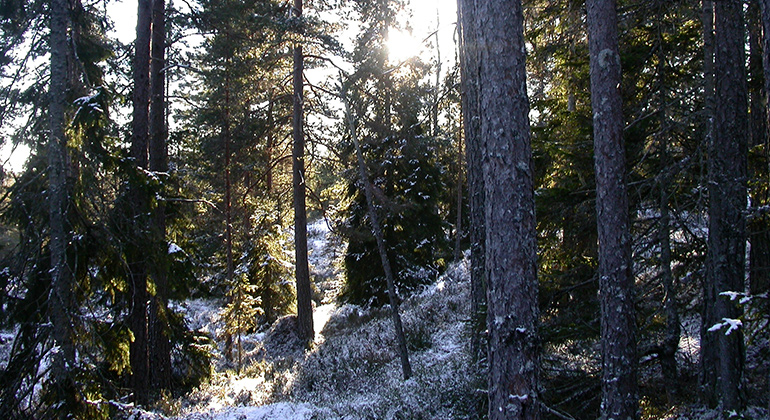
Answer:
[
  {"left": 130, "top": 0, "right": 152, "bottom": 405},
  {"left": 472, "top": 0, "right": 539, "bottom": 418},
  {"left": 758, "top": 3, "right": 770, "bottom": 410},
  {"left": 653, "top": 3, "right": 681, "bottom": 402},
  {"left": 432, "top": 13, "right": 441, "bottom": 139},
  {"left": 749, "top": 1, "right": 770, "bottom": 297},
  {"left": 342, "top": 86, "right": 412, "bottom": 381},
  {"left": 658, "top": 136, "right": 681, "bottom": 404},
  {"left": 456, "top": 0, "right": 486, "bottom": 365},
  {"left": 148, "top": 0, "right": 171, "bottom": 392},
  {"left": 48, "top": 0, "right": 75, "bottom": 401},
  {"left": 453, "top": 124, "right": 463, "bottom": 263},
  {"left": 586, "top": 0, "right": 638, "bottom": 419},
  {"left": 293, "top": 0, "right": 313, "bottom": 345},
  {"left": 704, "top": 0, "right": 748, "bottom": 411},
  {"left": 699, "top": 0, "right": 720, "bottom": 407},
  {"left": 224, "top": 69, "right": 235, "bottom": 362}
]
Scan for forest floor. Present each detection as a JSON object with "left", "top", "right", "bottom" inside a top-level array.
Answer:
[
  {"left": 129, "top": 218, "right": 482, "bottom": 420},
  {"left": 2, "top": 219, "right": 769, "bottom": 419}
]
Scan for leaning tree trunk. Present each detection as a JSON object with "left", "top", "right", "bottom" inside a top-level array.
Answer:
[
  {"left": 472, "top": 0, "right": 540, "bottom": 418},
  {"left": 704, "top": 0, "right": 748, "bottom": 411},
  {"left": 129, "top": 0, "right": 152, "bottom": 405},
  {"left": 342, "top": 85, "right": 412, "bottom": 381},
  {"left": 48, "top": 0, "right": 75, "bottom": 398},
  {"left": 148, "top": 0, "right": 171, "bottom": 392},
  {"left": 456, "top": 0, "right": 486, "bottom": 365},
  {"left": 292, "top": 0, "right": 314, "bottom": 346},
  {"left": 586, "top": 0, "right": 638, "bottom": 419}
]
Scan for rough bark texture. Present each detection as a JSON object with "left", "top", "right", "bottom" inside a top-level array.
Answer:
[
  {"left": 148, "top": 0, "right": 171, "bottom": 392},
  {"left": 473, "top": 0, "right": 539, "bottom": 418},
  {"left": 130, "top": 0, "right": 152, "bottom": 404},
  {"left": 343, "top": 88, "right": 412, "bottom": 381},
  {"left": 292, "top": 0, "right": 313, "bottom": 346},
  {"left": 704, "top": 0, "right": 747, "bottom": 411},
  {"left": 48, "top": 0, "right": 75, "bottom": 394},
  {"left": 457, "top": 0, "right": 486, "bottom": 365},
  {"left": 750, "top": 0, "right": 770, "bottom": 297},
  {"left": 586, "top": 0, "right": 638, "bottom": 419},
  {"left": 699, "top": 0, "right": 719, "bottom": 407},
  {"left": 757, "top": 3, "right": 770, "bottom": 411}
]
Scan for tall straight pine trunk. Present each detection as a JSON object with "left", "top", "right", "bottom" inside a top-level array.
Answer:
[
  {"left": 148, "top": 0, "right": 171, "bottom": 391},
  {"left": 699, "top": 1, "right": 720, "bottom": 407},
  {"left": 130, "top": 0, "right": 152, "bottom": 404},
  {"left": 48, "top": 0, "right": 75, "bottom": 396},
  {"left": 585, "top": 0, "right": 638, "bottom": 418},
  {"left": 468, "top": 0, "right": 540, "bottom": 418},
  {"left": 456, "top": 0, "right": 486, "bottom": 364},
  {"left": 703, "top": 0, "right": 747, "bottom": 411},
  {"left": 292, "top": 0, "right": 313, "bottom": 345}
]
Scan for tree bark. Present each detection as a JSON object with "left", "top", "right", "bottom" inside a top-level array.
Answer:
[
  {"left": 473, "top": 0, "right": 539, "bottom": 418},
  {"left": 585, "top": 0, "right": 638, "bottom": 418},
  {"left": 453, "top": 124, "right": 463, "bottom": 263},
  {"left": 755, "top": 2, "right": 770, "bottom": 411},
  {"left": 224, "top": 68, "right": 235, "bottom": 363},
  {"left": 699, "top": 0, "right": 720, "bottom": 407},
  {"left": 148, "top": 0, "right": 171, "bottom": 392},
  {"left": 749, "top": 0, "right": 770, "bottom": 297},
  {"left": 292, "top": 0, "right": 314, "bottom": 346},
  {"left": 456, "top": 0, "right": 486, "bottom": 365},
  {"left": 129, "top": 0, "right": 152, "bottom": 405},
  {"left": 704, "top": 0, "right": 748, "bottom": 411},
  {"left": 48, "top": 0, "right": 76, "bottom": 398}
]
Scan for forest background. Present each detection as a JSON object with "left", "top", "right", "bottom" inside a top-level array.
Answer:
[{"left": 0, "top": 0, "right": 769, "bottom": 419}]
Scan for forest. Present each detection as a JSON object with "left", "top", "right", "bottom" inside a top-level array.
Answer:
[{"left": 0, "top": 0, "right": 769, "bottom": 418}]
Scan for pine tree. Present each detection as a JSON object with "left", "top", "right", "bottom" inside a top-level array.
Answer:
[
  {"left": 292, "top": 0, "right": 314, "bottom": 346},
  {"left": 702, "top": 0, "right": 748, "bottom": 410},
  {"left": 457, "top": 0, "right": 486, "bottom": 364},
  {"left": 586, "top": 0, "right": 638, "bottom": 418},
  {"left": 48, "top": 0, "right": 77, "bottom": 409},
  {"left": 148, "top": 0, "right": 172, "bottom": 391},
  {"left": 128, "top": 0, "right": 153, "bottom": 404},
  {"left": 458, "top": 0, "right": 540, "bottom": 417}
]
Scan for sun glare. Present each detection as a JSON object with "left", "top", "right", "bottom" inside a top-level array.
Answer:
[{"left": 386, "top": 29, "right": 423, "bottom": 64}]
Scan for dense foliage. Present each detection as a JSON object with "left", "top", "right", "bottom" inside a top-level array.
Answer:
[{"left": 0, "top": 0, "right": 768, "bottom": 418}]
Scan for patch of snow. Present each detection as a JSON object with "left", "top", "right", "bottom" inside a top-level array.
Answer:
[
  {"left": 168, "top": 242, "right": 183, "bottom": 254},
  {"left": 173, "top": 402, "right": 314, "bottom": 420},
  {"left": 708, "top": 318, "right": 743, "bottom": 335}
]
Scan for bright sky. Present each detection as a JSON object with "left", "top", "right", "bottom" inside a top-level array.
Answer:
[
  {"left": 0, "top": 0, "right": 457, "bottom": 175},
  {"left": 393, "top": 0, "right": 457, "bottom": 68},
  {"left": 107, "top": 0, "right": 458, "bottom": 63}
]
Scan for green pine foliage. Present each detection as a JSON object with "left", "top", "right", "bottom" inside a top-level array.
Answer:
[{"left": 338, "top": 0, "right": 452, "bottom": 307}]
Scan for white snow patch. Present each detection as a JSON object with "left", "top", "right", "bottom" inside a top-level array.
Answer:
[
  {"left": 708, "top": 318, "right": 743, "bottom": 335},
  {"left": 168, "top": 242, "right": 183, "bottom": 254},
  {"left": 174, "top": 402, "right": 314, "bottom": 420}
]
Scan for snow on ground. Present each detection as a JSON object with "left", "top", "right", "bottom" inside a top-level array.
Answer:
[
  {"left": 152, "top": 230, "right": 481, "bottom": 420},
  {"left": 169, "top": 402, "right": 313, "bottom": 420},
  {"left": 0, "top": 328, "right": 16, "bottom": 370},
  {"left": 306, "top": 219, "right": 345, "bottom": 304}
]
